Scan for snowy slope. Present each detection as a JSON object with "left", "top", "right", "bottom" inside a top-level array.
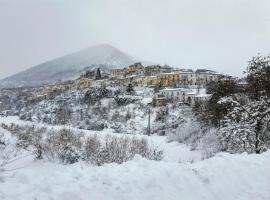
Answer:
[
  {"left": 1, "top": 44, "right": 137, "bottom": 87},
  {"left": 1, "top": 144, "right": 269, "bottom": 200},
  {"left": 0, "top": 116, "right": 270, "bottom": 200}
]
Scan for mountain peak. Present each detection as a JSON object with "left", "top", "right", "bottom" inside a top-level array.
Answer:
[
  {"left": 2, "top": 44, "right": 137, "bottom": 87},
  {"left": 93, "top": 43, "right": 117, "bottom": 49}
]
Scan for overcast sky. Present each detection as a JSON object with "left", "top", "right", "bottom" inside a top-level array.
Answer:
[{"left": 0, "top": 0, "right": 269, "bottom": 79}]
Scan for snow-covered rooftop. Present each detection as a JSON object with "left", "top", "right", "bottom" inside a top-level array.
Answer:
[
  {"left": 195, "top": 94, "right": 212, "bottom": 98},
  {"left": 161, "top": 88, "right": 186, "bottom": 92}
]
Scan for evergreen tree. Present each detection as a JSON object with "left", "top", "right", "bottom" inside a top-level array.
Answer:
[
  {"left": 204, "top": 79, "right": 238, "bottom": 127},
  {"left": 126, "top": 83, "right": 135, "bottom": 95},
  {"left": 95, "top": 68, "right": 101, "bottom": 80},
  {"left": 246, "top": 55, "right": 270, "bottom": 100}
]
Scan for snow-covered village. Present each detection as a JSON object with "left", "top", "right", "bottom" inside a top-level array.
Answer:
[{"left": 0, "top": 1, "right": 270, "bottom": 200}]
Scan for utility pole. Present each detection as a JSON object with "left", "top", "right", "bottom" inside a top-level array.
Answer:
[
  {"left": 164, "top": 108, "right": 167, "bottom": 136},
  {"left": 147, "top": 107, "right": 151, "bottom": 136}
]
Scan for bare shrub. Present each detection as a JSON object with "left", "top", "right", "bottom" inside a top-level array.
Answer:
[
  {"left": 1, "top": 124, "right": 50, "bottom": 160},
  {"left": 167, "top": 120, "right": 221, "bottom": 158},
  {"left": 3, "top": 124, "right": 47, "bottom": 159},
  {"left": 197, "top": 129, "right": 221, "bottom": 159},
  {"left": 44, "top": 129, "right": 83, "bottom": 164},
  {"left": 83, "top": 134, "right": 101, "bottom": 164},
  {"left": 0, "top": 132, "right": 5, "bottom": 146},
  {"left": 0, "top": 147, "right": 19, "bottom": 178},
  {"left": 85, "top": 135, "right": 163, "bottom": 166},
  {"left": 0, "top": 128, "right": 24, "bottom": 178},
  {"left": 167, "top": 119, "right": 202, "bottom": 143},
  {"left": 1, "top": 124, "right": 163, "bottom": 165},
  {"left": 1, "top": 124, "right": 83, "bottom": 164}
]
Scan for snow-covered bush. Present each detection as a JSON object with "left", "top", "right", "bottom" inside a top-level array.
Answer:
[
  {"left": 167, "top": 119, "right": 202, "bottom": 144},
  {"left": 1, "top": 124, "right": 163, "bottom": 165},
  {"left": 246, "top": 55, "right": 270, "bottom": 99},
  {"left": 0, "top": 127, "right": 23, "bottom": 178},
  {"left": 45, "top": 129, "right": 83, "bottom": 164},
  {"left": 167, "top": 119, "right": 221, "bottom": 157},
  {"left": 84, "top": 88, "right": 110, "bottom": 105},
  {"left": 1, "top": 124, "right": 80, "bottom": 163},
  {"left": 0, "top": 145, "right": 19, "bottom": 178},
  {"left": 219, "top": 96, "right": 270, "bottom": 154},
  {"left": 83, "top": 134, "right": 101, "bottom": 163},
  {"left": 0, "top": 131, "right": 5, "bottom": 146},
  {"left": 2, "top": 124, "right": 47, "bottom": 159},
  {"left": 114, "top": 96, "right": 134, "bottom": 106},
  {"left": 83, "top": 135, "right": 163, "bottom": 165},
  {"left": 79, "top": 118, "right": 107, "bottom": 131},
  {"left": 18, "top": 90, "right": 150, "bottom": 134},
  {"left": 197, "top": 128, "right": 221, "bottom": 158}
]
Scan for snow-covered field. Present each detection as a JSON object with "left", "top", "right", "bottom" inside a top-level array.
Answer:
[
  {"left": 0, "top": 116, "right": 202, "bottom": 163},
  {"left": 0, "top": 117, "right": 270, "bottom": 200}
]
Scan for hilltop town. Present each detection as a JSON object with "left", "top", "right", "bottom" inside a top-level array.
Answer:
[{"left": 0, "top": 62, "right": 238, "bottom": 114}]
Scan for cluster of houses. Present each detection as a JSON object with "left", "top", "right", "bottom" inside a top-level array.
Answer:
[
  {"left": 110, "top": 63, "right": 219, "bottom": 87},
  {"left": 0, "top": 63, "right": 226, "bottom": 111}
]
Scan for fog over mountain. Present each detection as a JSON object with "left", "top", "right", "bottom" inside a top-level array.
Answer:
[{"left": 1, "top": 44, "right": 140, "bottom": 87}]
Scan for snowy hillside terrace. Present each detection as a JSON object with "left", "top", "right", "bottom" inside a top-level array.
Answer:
[{"left": 0, "top": 116, "right": 269, "bottom": 200}]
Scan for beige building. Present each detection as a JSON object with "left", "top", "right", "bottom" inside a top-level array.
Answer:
[
  {"left": 128, "top": 63, "right": 144, "bottom": 73},
  {"left": 75, "top": 78, "right": 92, "bottom": 90},
  {"left": 141, "top": 76, "right": 160, "bottom": 86},
  {"left": 111, "top": 68, "right": 127, "bottom": 78},
  {"left": 157, "top": 73, "right": 180, "bottom": 87}
]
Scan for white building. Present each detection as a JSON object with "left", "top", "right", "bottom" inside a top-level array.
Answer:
[
  {"left": 176, "top": 70, "right": 196, "bottom": 85},
  {"left": 160, "top": 87, "right": 211, "bottom": 107},
  {"left": 160, "top": 88, "right": 188, "bottom": 103},
  {"left": 184, "top": 89, "right": 212, "bottom": 107},
  {"left": 175, "top": 69, "right": 220, "bottom": 86},
  {"left": 195, "top": 69, "right": 219, "bottom": 85}
]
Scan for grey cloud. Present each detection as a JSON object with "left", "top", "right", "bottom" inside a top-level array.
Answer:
[{"left": 0, "top": 0, "right": 269, "bottom": 78}]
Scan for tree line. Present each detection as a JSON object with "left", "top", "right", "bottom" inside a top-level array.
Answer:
[{"left": 194, "top": 55, "right": 270, "bottom": 154}]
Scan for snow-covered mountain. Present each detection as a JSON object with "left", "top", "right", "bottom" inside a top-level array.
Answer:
[{"left": 1, "top": 44, "right": 140, "bottom": 87}]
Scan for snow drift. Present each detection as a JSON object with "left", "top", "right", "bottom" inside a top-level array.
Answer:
[{"left": 0, "top": 151, "right": 269, "bottom": 200}]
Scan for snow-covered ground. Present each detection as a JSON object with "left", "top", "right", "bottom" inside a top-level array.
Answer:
[
  {"left": 0, "top": 116, "right": 270, "bottom": 200},
  {"left": 0, "top": 116, "right": 202, "bottom": 163}
]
